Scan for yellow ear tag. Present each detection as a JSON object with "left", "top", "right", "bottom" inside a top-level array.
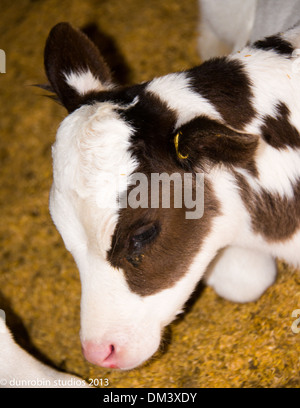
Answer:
[{"left": 174, "top": 131, "right": 189, "bottom": 160}]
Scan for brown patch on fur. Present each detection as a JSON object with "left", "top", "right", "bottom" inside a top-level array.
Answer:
[
  {"left": 175, "top": 116, "right": 259, "bottom": 176},
  {"left": 189, "top": 58, "right": 256, "bottom": 129},
  {"left": 236, "top": 172, "right": 300, "bottom": 241},
  {"left": 107, "top": 175, "right": 219, "bottom": 296},
  {"left": 254, "top": 35, "right": 294, "bottom": 56},
  {"left": 260, "top": 102, "right": 300, "bottom": 149}
]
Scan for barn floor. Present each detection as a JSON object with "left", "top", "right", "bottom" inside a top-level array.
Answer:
[{"left": 0, "top": 0, "right": 299, "bottom": 388}]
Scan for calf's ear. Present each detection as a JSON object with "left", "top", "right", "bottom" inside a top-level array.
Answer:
[
  {"left": 174, "top": 116, "right": 258, "bottom": 170},
  {"left": 44, "top": 22, "right": 114, "bottom": 112}
]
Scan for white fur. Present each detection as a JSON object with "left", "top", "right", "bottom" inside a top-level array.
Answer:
[
  {"left": 146, "top": 72, "right": 222, "bottom": 127},
  {"left": 205, "top": 246, "right": 277, "bottom": 303},
  {"left": 0, "top": 318, "right": 88, "bottom": 388},
  {"left": 64, "top": 69, "right": 108, "bottom": 95},
  {"left": 234, "top": 221, "right": 300, "bottom": 269},
  {"left": 231, "top": 47, "right": 300, "bottom": 134},
  {"left": 208, "top": 165, "right": 300, "bottom": 269},
  {"left": 236, "top": 146, "right": 300, "bottom": 199}
]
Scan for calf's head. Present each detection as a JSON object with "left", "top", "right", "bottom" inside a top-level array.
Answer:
[{"left": 45, "top": 23, "right": 257, "bottom": 369}]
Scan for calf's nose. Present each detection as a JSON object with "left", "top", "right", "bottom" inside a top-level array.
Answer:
[{"left": 82, "top": 341, "right": 118, "bottom": 369}]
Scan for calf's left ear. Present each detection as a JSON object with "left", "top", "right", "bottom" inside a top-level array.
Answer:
[
  {"left": 174, "top": 116, "right": 258, "bottom": 169},
  {"left": 44, "top": 22, "right": 114, "bottom": 112}
]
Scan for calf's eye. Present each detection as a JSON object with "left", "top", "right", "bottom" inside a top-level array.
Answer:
[{"left": 131, "top": 223, "right": 159, "bottom": 251}]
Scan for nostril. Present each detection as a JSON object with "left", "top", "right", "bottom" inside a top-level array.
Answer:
[
  {"left": 105, "top": 344, "right": 114, "bottom": 360},
  {"left": 103, "top": 344, "right": 117, "bottom": 367},
  {"left": 103, "top": 344, "right": 114, "bottom": 362},
  {"left": 82, "top": 341, "right": 119, "bottom": 369}
]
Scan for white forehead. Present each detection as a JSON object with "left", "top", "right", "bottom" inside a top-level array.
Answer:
[
  {"left": 52, "top": 101, "right": 137, "bottom": 195},
  {"left": 50, "top": 101, "right": 138, "bottom": 255}
]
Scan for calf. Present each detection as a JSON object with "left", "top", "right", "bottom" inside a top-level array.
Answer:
[
  {"left": 1, "top": 2, "right": 300, "bottom": 384},
  {"left": 44, "top": 22, "right": 300, "bottom": 370}
]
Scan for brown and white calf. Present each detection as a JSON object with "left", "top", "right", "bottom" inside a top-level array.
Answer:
[{"left": 1, "top": 3, "right": 300, "bottom": 385}]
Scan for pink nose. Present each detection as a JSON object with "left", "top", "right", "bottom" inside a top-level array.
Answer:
[{"left": 82, "top": 341, "right": 119, "bottom": 369}]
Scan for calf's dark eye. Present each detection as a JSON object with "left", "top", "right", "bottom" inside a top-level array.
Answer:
[{"left": 131, "top": 223, "right": 159, "bottom": 251}]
